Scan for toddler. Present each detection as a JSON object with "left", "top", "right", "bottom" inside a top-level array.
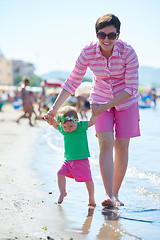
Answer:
[{"left": 45, "top": 105, "right": 97, "bottom": 207}]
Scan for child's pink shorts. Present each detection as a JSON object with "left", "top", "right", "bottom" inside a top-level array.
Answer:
[
  {"left": 57, "top": 158, "right": 92, "bottom": 182},
  {"left": 95, "top": 103, "right": 140, "bottom": 138}
]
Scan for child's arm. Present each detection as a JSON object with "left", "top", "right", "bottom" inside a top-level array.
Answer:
[
  {"left": 45, "top": 116, "right": 59, "bottom": 130},
  {"left": 88, "top": 114, "right": 97, "bottom": 128}
]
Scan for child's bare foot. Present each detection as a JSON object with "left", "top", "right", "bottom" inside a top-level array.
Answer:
[
  {"left": 114, "top": 196, "right": 124, "bottom": 207},
  {"left": 88, "top": 202, "right": 96, "bottom": 208},
  {"left": 101, "top": 198, "right": 114, "bottom": 208},
  {"left": 58, "top": 192, "right": 67, "bottom": 204},
  {"left": 88, "top": 197, "right": 96, "bottom": 208}
]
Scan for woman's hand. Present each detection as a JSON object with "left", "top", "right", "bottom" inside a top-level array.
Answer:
[{"left": 91, "top": 102, "right": 109, "bottom": 115}]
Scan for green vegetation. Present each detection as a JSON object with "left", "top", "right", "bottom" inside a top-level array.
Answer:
[
  {"left": 14, "top": 74, "right": 23, "bottom": 85},
  {"left": 14, "top": 74, "right": 42, "bottom": 86}
]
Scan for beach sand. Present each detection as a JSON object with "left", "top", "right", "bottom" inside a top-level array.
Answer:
[{"left": 0, "top": 104, "right": 85, "bottom": 240}]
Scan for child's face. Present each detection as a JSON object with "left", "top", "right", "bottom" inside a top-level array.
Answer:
[{"left": 61, "top": 120, "right": 77, "bottom": 133}]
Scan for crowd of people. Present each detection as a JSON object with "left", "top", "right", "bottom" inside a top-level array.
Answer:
[{"left": 0, "top": 77, "right": 91, "bottom": 125}]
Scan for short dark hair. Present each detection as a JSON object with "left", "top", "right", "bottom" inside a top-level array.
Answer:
[
  {"left": 95, "top": 14, "right": 121, "bottom": 33},
  {"left": 23, "top": 76, "right": 30, "bottom": 84}
]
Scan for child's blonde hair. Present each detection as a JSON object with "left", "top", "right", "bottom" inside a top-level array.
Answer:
[{"left": 58, "top": 106, "right": 78, "bottom": 121}]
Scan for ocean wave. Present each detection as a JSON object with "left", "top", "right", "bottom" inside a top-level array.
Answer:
[
  {"left": 127, "top": 167, "right": 160, "bottom": 185},
  {"left": 44, "top": 131, "right": 64, "bottom": 154},
  {"left": 137, "top": 187, "right": 160, "bottom": 202}
]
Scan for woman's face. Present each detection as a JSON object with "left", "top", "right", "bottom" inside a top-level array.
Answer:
[{"left": 97, "top": 25, "right": 119, "bottom": 58}]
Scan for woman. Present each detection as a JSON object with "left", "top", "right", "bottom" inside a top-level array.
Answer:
[
  {"left": 45, "top": 14, "right": 141, "bottom": 207},
  {"left": 16, "top": 77, "right": 34, "bottom": 126}
]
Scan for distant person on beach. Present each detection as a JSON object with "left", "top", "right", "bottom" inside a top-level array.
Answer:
[
  {"left": 16, "top": 77, "right": 35, "bottom": 126},
  {"left": 44, "top": 14, "right": 140, "bottom": 207},
  {"left": 45, "top": 105, "right": 97, "bottom": 207},
  {"left": 77, "top": 95, "right": 90, "bottom": 119},
  {"left": 28, "top": 91, "right": 38, "bottom": 123},
  {"left": 38, "top": 80, "right": 47, "bottom": 117}
]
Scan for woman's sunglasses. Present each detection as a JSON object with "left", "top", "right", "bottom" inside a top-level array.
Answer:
[{"left": 97, "top": 31, "right": 118, "bottom": 40}]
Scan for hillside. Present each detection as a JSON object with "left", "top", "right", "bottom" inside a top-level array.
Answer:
[{"left": 42, "top": 66, "right": 160, "bottom": 87}]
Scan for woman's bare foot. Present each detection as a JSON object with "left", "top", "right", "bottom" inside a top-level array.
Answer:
[
  {"left": 58, "top": 192, "right": 67, "bottom": 204},
  {"left": 101, "top": 198, "right": 114, "bottom": 208},
  {"left": 114, "top": 196, "right": 124, "bottom": 207}
]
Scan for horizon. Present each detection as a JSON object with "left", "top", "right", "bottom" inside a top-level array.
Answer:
[{"left": 41, "top": 64, "right": 160, "bottom": 75}]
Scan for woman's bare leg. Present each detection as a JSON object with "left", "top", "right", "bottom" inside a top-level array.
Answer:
[
  {"left": 97, "top": 132, "right": 114, "bottom": 206},
  {"left": 28, "top": 112, "right": 33, "bottom": 126},
  {"left": 113, "top": 137, "right": 130, "bottom": 206},
  {"left": 16, "top": 113, "right": 26, "bottom": 123},
  {"left": 57, "top": 174, "right": 67, "bottom": 203},
  {"left": 85, "top": 181, "right": 96, "bottom": 207}
]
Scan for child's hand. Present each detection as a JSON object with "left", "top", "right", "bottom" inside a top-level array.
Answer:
[
  {"left": 44, "top": 107, "right": 57, "bottom": 124},
  {"left": 88, "top": 114, "right": 98, "bottom": 128},
  {"left": 44, "top": 110, "right": 59, "bottom": 130}
]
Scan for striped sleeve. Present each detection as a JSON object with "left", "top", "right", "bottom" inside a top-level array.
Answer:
[
  {"left": 62, "top": 49, "right": 88, "bottom": 95},
  {"left": 124, "top": 47, "right": 139, "bottom": 96}
]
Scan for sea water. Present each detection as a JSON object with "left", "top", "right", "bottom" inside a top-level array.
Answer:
[{"left": 34, "top": 102, "right": 160, "bottom": 240}]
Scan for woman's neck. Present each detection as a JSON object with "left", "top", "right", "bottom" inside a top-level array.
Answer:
[{"left": 101, "top": 48, "right": 113, "bottom": 59}]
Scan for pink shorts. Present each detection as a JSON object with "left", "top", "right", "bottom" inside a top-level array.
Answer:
[
  {"left": 95, "top": 103, "right": 140, "bottom": 138},
  {"left": 57, "top": 158, "right": 92, "bottom": 182}
]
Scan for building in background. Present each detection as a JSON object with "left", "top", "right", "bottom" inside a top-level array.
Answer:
[
  {"left": 12, "top": 60, "right": 35, "bottom": 82},
  {"left": 0, "top": 51, "right": 13, "bottom": 85},
  {"left": 0, "top": 50, "right": 35, "bottom": 85}
]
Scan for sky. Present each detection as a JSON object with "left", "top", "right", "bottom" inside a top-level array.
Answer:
[{"left": 1, "top": 0, "right": 160, "bottom": 75}]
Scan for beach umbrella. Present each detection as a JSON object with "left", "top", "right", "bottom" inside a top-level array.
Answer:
[
  {"left": 46, "top": 88, "right": 61, "bottom": 95},
  {"left": 75, "top": 81, "right": 92, "bottom": 96},
  {"left": 45, "top": 79, "right": 63, "bottom": 87}
]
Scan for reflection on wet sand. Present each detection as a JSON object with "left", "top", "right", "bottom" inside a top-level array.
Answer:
[
  {"left": 97, "top": 207, "right": 122, "bottom": 240},
  {"left": 98, "top": 207, "right": 143, "bottom": 240},
  {"left": 57, "top": 205, "right": 96, "bottom": 237},
  {"left": 56, "top": 204, "right": 143, "bottom": 240},
  {"left": 81, "top": 207, "right": 95, "bottom": 235}
]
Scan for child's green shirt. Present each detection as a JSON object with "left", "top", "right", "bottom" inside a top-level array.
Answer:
[{"left": 58, "top": 121, "right": 90, "bottom": 161}]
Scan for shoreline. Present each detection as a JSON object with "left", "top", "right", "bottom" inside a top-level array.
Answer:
[{"left": 0, "top": 104, "right": 84, "bottom": 240}]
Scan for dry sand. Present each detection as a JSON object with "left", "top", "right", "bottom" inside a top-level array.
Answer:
[{"left": 0, "top": 104, "right": 85, "bottom": 240}]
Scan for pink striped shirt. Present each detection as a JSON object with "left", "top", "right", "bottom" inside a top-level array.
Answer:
[{"left": 62, "top": 40, "right": 141, "bottom": 110}]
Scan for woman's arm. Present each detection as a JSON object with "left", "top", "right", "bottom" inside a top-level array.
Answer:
[
  {"left": 44, "top": 89, "right": 71, "bottom": 123},
  {"left": 51, "top": 89, "right": 71, "bottom": 112},
  {"left": 91, "top": 91, "right": 131, "bottom": 115},
  {"left": 49, "top": 118, "right": 59, "bottom": 130},
  {"left": 44, "top": 49, "right": 88, "bottom": 123}
]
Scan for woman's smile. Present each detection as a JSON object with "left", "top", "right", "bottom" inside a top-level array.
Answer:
[{"left": 103, "top": 42, "right": 110, "bottom": 46}]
